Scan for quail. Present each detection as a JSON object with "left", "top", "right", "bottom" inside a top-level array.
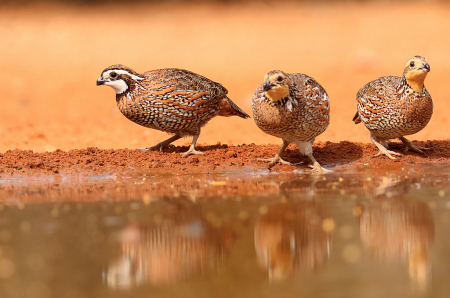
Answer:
[
  {"left": 97, "top": 65, "right": 250, "bottom": 157},
  {"left": 252, "top": 70, "right": 330, "bottom": 173},
  {"left": 353, "top": 56, "right": 433, "bottom": 159}
]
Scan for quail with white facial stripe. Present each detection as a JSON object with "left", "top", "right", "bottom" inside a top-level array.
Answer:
[
  {"left": 252, "top": 70, "right": 330, "bottom": 173},
  {"left": 353, "top": 55, "right": 433, "bottom": 159},
  {"left": 97, "top": 65, "right": 250, "bottom": 157}
]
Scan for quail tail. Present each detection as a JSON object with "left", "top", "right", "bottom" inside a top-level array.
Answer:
[
  {"left": 225, "top": 97, "right": 251, "bottom": 119},
  {"left": 352, "top": 111, "right": 361, "bottom": 124}
]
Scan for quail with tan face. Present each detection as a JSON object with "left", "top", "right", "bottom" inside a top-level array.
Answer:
[
  {"left": 353, "top": 56, "right": 433, "bottom": 159},
  {"left": 97, "top": 65, "right": 250, "bottom": 157},
  {"left": 252, "top": 70, "right": 330, "bottom": 173}
]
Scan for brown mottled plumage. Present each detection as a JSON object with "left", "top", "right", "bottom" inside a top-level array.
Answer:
[
  {"left": 97, "top": 65, "right": 249, "bottom": 157},
  {"left": 252, "top": 70, "right": 330, "bottom": 172},
  {"left": 353, "top": 56, "right": 433, "bottom": 159}
]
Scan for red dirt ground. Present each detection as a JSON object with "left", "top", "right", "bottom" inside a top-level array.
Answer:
[
  {"left": 1, "top": 141, "right": 449, "bottom": 204},
  {"left": 1, "top": 140, "right": 449, "bottom": 176}
]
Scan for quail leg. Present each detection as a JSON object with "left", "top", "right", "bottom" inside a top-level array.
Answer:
[
  {"left": 181, "top": 130, "right": 205, "bottom": 158},
  {"left": 399, "top": 137, "right": 428, "bottom": 154},
  {"left": 370, "top": 133, "right": 402, "bottom": 160},
  {"left": 256, "top": 140, "right": 294, "bottom": 168},
  {"left": 307, "top": 153, "right": 329, "bottom": 174},
  {"left": 139, "top": 135, "right": 181, "bottom": 152}
]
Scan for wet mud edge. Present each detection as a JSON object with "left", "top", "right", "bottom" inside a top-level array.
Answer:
[{"left": 1, "top": 140, "right": 450, "bottom": 175}]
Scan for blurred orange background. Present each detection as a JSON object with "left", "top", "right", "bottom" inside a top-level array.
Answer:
[{"left": 1, "top": 1, "right": 449, "bottom": 152}]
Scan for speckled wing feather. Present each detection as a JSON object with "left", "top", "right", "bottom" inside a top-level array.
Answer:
[
  {"left": 356, "top": 76, "right": 401, "bottom": 102},
  {"left": 144, "top": 68, "right": 228, "bottom": 102},
  {"left": 289, "top": 74, "right": 330, "bottom": 139},
  {"left": 355, "top": 76, "right": 399, "bottom": 126}
]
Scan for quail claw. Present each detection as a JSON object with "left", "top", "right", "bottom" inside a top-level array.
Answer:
[
  {"left": 139, "top": 145, "right": 163, "bottom": 152},
  {"left": 309, "top": 163, "right": 330, "bottom": 174},
  {"left": 400, "top": 138, "right": 427, "bottom": 154},
  {"left": 403, "top": 145, "right": 426, "bottom": 154},
  {"left": 181, "top": 149, "right": 205, "bottom": 158},
  {"left": 256, "top": 155, "right": 293, "bottom": 168},
  {"left": 374, "top": 148, "right": 402, "bottom": 160}
]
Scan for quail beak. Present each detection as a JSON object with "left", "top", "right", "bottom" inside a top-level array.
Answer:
[
  {"left": 263, "top": 80, "right": 274, "bottom": 91},
  {"left": 420, "top": 62, "right": 431, "bottom": 72},
  {"left": 96, "top": 76, "right": 106, "bottom": 86}
]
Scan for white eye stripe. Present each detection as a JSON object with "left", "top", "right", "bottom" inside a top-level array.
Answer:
[{"left": 104, "top": 69, "right": 145, "bottom": 81}]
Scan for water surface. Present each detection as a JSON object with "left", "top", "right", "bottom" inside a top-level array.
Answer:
[{"left": 1, "top": 164, "right": 450, "bottom": 298}]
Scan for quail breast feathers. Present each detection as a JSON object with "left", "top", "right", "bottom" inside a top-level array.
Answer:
[
  {"left": 252, "top": 70, "right": 330, "bottom": 173},
  {"left": 353, "top": 56, "right": 433, "bottom": 159},
  {"left": 97, "top": 65, "right": 250, "bottom": 157}
]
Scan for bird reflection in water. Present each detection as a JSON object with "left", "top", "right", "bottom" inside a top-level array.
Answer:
[
  {"left": 105, "top": 202, "right": 233, "bottom": 289},
  {"left": 358, "top": 194, "right": 435, "bottom": 290},
  {"left": 255, "top": 178, "right": 333, "bottom": 280}
]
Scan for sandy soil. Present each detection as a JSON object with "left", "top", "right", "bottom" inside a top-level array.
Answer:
[
  {"left": 1, "top": 2, "right": 450, "bottom": 153},
  {"left": 1, "top": 140, "right": 449, "bottom": 176},
  {"left": 1, "top": 140, "right": 449, "bottom": 204}
]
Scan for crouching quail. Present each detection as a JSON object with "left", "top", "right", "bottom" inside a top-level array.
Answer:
[
  {"left": 97, "top": 65, "right": 250, "bottom": 157},
  {"left": 252, "top": 70, "right": 330, "bottom": 173},
  {"left": 353, "top": 56, "right": 433, "bottom": 159}
]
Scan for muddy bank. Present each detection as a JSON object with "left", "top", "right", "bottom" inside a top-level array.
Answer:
[
  {"left": 1, "top": 140, "right": 450, "bottom": 204},
  {"left": 0, "top": 140, "right": 449, "bottom": 176}
]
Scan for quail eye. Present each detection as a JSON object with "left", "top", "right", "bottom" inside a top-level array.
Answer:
[
  {"left": 410, "top": 61, "right": 415, "bottom": 67},
  {"left": 110, "top": 72, "right": 117, "bottom": 78},
  {"left": 277, "top": 76, "right": 283, "bottom": 82}
]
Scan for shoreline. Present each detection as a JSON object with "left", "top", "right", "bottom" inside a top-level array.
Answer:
[{"left": 1, "top": 140, "right": 449, "bottom": 175}]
